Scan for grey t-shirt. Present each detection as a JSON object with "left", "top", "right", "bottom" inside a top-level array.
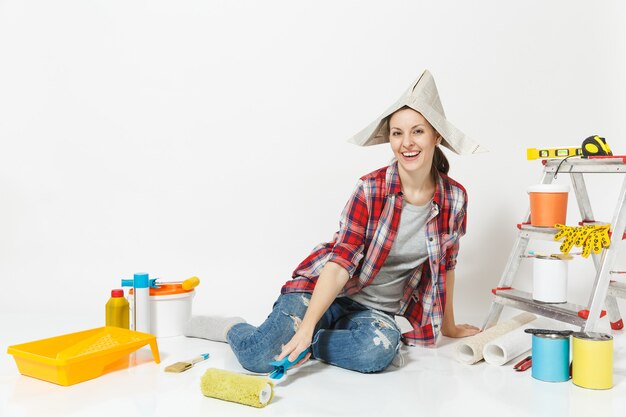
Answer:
[{"left": 349, "top": 200, "right": 431, "bottom": 313}]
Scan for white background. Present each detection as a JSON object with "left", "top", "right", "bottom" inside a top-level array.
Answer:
[{"left": 1, "top": 0, "right": 625, "bottom": 327}]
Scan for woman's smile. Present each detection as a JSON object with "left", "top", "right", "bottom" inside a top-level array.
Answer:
[{"left": 400, "top": 150, "right": 421, "bottom": 162}]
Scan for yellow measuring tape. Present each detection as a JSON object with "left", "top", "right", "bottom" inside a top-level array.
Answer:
[{"left": 582, "top": 135, "right": 612, "bottom": 157}]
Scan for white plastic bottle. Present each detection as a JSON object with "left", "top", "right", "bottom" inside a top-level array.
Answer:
[{"left": 122, "top": 272, "right": 152, "bottom": 334}]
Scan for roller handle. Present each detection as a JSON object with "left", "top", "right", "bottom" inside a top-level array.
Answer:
[{"left": 268, "top": 349, "right": 310, "bottom": 380}]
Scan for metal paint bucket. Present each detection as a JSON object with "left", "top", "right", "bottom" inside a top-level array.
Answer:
[
  {"left": 572, "top": 332, "right": 613, "bottom": 390},
  {"left": 531, "top": 333, "right": 570, "bottom": 382},
  {"left": 532, "top": 256, "right": 568, "bottom": 303}
]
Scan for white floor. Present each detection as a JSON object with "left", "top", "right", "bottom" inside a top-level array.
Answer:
[{"left": 2, "top": 312, "right": 626, "bottom": 417}]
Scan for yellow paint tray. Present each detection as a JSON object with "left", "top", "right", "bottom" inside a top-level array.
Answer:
[{"left": 7, "top": 326, "right": 160, "bottom": 386}]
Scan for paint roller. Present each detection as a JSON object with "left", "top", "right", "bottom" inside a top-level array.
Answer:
[
  {"left": 200, "top": 349, "right": 308, "bottom": 407},
  {"left": 200, "top": 368, "right": 274, "bottom": 408}
]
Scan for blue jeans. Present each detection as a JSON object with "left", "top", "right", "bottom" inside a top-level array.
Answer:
[{"left": 226, "top": 293, "right": 401, "bottom": 374}]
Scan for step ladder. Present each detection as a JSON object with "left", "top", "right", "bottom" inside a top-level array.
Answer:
[{"left": 482, "top": 157, "right": 626, "bottom": 332}]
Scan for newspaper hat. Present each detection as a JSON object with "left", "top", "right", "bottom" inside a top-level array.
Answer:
[{"left": 348, "top": 70, "right": 486, "bottom": 155}]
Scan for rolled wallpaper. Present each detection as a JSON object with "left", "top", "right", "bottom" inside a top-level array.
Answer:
[
  {"left": 482, "top": 323, "right": 534, "bottom": 366},
  {"left": 455, "top": 312, "right": 536, "bottom": 365}
]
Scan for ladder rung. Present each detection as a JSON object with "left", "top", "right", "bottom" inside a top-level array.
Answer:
[
  {"left": 543, "top": 158, "right": 626, "bottom": 173},
  {"left": 492, "top": 288, "right": 586, "bottom": 326},
  {"left": 579, "top": 221, "right": 626, "bottom": 239},
  {"left": 517, "top": 224, "right": 557, "bottom": 241},
  {"left": 518, "top": 222, "right": 626, "bottom": 241},
  {"left": 579, "top": 220, "right": 608, "bottom": 226}
]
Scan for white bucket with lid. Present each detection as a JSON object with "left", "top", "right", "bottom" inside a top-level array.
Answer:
[{"left": 149, "top": 284, "right": 195, "bottom": 337}]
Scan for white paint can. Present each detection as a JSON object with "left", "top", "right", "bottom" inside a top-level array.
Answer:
[{"left": 533, "top": 256, "right": 568, "bottom": 303}]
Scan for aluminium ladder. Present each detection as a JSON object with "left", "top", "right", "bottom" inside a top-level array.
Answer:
[{"left": 482, "top": 157, "right": 626, "bottom": 332}]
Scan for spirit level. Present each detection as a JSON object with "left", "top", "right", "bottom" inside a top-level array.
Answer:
[{"left": 527, "top": 147, "right": 582, "bottom": 160}]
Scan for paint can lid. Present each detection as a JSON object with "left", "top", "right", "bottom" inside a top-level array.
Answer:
[
  {"left": 572, "top": 331, "right": 613, "bottom": 341},
  {"left": 130, "top": 284, "right": 194, "bottom": 296},
  {"left": 533, "top": 333, "right": 570, "bottom": 339},
  {"left": 527, "top": 184, "right": 570, "bottom": 193},
  {"left": 525, "top": 329, "right": 572, "bottom": 338}
]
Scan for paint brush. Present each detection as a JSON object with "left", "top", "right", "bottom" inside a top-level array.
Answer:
[
  {"left": 513, "top": 355, "right": 532, "bottom": 370},
  {"left": 517, "top": 358, "right": 532, "bottom": 372},
  {"left": 164, "top": 353, "right": 210, "bottom": 373},
  {"left": 523, "top": 251, "right": 578, "bottom": 260}
]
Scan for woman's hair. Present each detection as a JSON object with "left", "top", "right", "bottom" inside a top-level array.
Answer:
[
  {"left": 385, "top": 106, "right": 450, "bottom": 178},
  {"left": 432, "top": 144, "right": 450, "bottom": 176}
]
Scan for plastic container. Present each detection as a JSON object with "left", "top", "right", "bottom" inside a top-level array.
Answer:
[
  {"left": 122, "top": 272, "right": 151, "bottom": 334},
  {"left": 150, "top": 284, "right": 195, "bottom": 337},
  {"left": 106, "top": 289, "right": 130, "bottom": 328},
  {"left": 6, "top": 327, "right": 160, "bottom": 386},
  {"left": 572, "top": 332, "right": 613, "bottom": 390},
  {"left": 533, "top": 257, "right": 568, "bottom": 303},
  {"left": 528, "top": 184, "right": 570, "bottom": 227},
  {"left": 130, "top": 283, "right": 195, "bottom": 337},
  {"left": 531, "top": 333, "right": 570, "bottom": 382}
]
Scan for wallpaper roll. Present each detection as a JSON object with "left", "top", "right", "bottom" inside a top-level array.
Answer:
[
  {"left": 455, "top": 312, "right": 536, "bottom": 365},
  {"left": 482, "top": 323, "right": 534, "bottom": 366}
]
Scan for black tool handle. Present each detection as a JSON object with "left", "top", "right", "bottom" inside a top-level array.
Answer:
[{"left": 524, "top": 329, "right": 573, "bottom": 337}]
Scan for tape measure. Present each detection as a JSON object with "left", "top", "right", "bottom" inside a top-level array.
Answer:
[
  {"left": 582, "top": 135, "right": 612, "bottom": 157},
  {"left": 527, "top": 147, "right": 582, "bottom": 160}
]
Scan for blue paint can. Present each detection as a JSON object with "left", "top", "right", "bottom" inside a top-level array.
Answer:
[{"left": 531, "top": 333, "right": 570, "bottom": 382}]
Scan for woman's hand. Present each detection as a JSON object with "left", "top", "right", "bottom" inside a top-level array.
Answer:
[
  {"left": 441, "top": 270, "right": 480, "bottom": 338},
  {"left": 441, "top": 323, "right": 480, "bottom": 338},
  {"left": 277, "top": 327, "right": 313, "bottom": 366},
  {"left": 275, "top": 262, "right": 349, "bottom": 367}
]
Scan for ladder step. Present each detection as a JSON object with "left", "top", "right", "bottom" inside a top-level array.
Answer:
[
  {"left": 578, "top": 221, "right": 626, "bottom": 239},
  {"left": 544, "top": 157, "right": 626, "bottom": 173},
  {"left": 517, "top": 224, "right": 558, "bottom": 241},
  {"left": 517, "top": 222, "right": 626, "bottom": 241},
  {"left": 492, "top": 288, "right": 586, "bottom": 326}
]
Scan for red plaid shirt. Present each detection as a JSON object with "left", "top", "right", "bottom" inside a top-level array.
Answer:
[{"left": 282, "top": 161, "right": 467, "bottom": 346}]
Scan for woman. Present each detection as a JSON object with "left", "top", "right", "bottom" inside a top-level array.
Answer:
[{"left": 186, "top": 70, "right": 486, "bottom": 373}]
